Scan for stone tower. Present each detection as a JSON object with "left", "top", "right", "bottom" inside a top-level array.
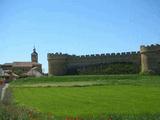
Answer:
[
  {"left": 140, "top": 44, "right": 160, "bottom": 74},
  {"left": 31, "top": 47, "right": 38, "bottom": 63},
  {"left": 47, "top": 53, "right": 68, "bottom": 76}
]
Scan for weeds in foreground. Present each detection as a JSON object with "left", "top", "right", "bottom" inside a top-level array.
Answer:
[{"left": 1, "top": 103, "right": 160, "bottom": 120}]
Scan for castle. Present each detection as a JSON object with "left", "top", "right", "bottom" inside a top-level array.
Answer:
[
  {"left": 48, "top": 44, "right": 160, "bottom": 76},
  {"left": 0, "top": 48, "right": 42, "bottom": 77}
]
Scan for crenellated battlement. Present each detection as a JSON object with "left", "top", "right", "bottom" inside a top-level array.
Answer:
[
  {"left": 47, "top": 52, "right": 69, "bottom": 60},
  {"left": 48, "top": 43, "right": 160, "bottom": 75},
  {"left": 48, "top": 51, "right": 140, "bottom": 59},
  {"left": 140, "top": 44, "right": 160, "bottom": 74},
  {"left": 140, "top": 44, "right": 160, "bottom": 53}
]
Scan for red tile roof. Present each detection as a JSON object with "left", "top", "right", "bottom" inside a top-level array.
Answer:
[{"left": 12, "top": 62, "right": 41, "bottom": 67}]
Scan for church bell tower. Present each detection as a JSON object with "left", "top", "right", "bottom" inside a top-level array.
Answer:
[{"left": 31, "top": 47, "right": 38, "bottom": 63}]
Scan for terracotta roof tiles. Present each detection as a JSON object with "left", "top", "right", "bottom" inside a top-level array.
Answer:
[{"left": 12, "top": 62, "right": 41, "bottom": 67}]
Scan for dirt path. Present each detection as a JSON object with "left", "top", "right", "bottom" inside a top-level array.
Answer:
[
  {"left": 0, "top": 85, "right": 3, "bottom": 98},
  {"left": 1, "top": 83, "right": 9, "bottom": 101},
  {"left": 0, "top": 82, "right": 5, "bottom": 100}
]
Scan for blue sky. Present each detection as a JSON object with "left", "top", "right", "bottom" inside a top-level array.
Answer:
[{"left": 0, "top": 0, "right": 160, "bottom": 72}]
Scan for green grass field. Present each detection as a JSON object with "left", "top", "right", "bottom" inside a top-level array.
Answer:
[{"left": 11, "top": 75, "right": 160, "bottom": 119}]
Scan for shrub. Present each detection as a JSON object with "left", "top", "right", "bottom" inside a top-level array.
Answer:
[
  {"left": 140, "top": 70, "right": 156, "bottom": 75},
  {"left": 77, "top": 62, "right": 140, "bottom": 75}
]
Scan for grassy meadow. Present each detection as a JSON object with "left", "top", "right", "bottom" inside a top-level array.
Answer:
[{"left": 10, "top": 75, "right": 160, "bottom": 119}]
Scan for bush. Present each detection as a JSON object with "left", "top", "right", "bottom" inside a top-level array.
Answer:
[
  {"left": 140, "top": 70, "right": 156, "bottom": 75},
  {"left": 77, "top": 62, "right": 140, "bottom": 75},
  {"left": 0, "top": 102, "right": 55, "bottom": 120}
]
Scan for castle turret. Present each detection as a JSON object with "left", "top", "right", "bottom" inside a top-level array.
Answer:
[
  {"left": 140, "top": 44, "right": 160, "bottom": 74},
  {"left": 31, "top": 47, "right": 38, "bottom": 63},
  {"left": 47, "top": 53, "right": 68, "bottom": 76}
]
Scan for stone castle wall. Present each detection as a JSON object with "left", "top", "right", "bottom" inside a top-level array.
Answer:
[
  {"left": 48, "top": 44, "right": 160, "bottom": 76},
  {"left": 48, "top": 51, "right": 141, "bottom": 75},
  {"left": 68, "top": 51, "right": 140, "bottom": 67},
  {"left": 48, "top": 54, "right": 68, "bottom": 75},
  {"left": 140, "top": 44, "right": 160, "bottom": 74}
]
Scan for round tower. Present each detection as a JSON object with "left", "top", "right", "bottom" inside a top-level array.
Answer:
[
  {"left": 140, "top": 44, "right": 160, "bottom": 74},
  {"left": 47, "top": 53, "right": 68, "bottom": 76},
  {"left": 31, "top": 47, "right": 38, "bottom": 63}
]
